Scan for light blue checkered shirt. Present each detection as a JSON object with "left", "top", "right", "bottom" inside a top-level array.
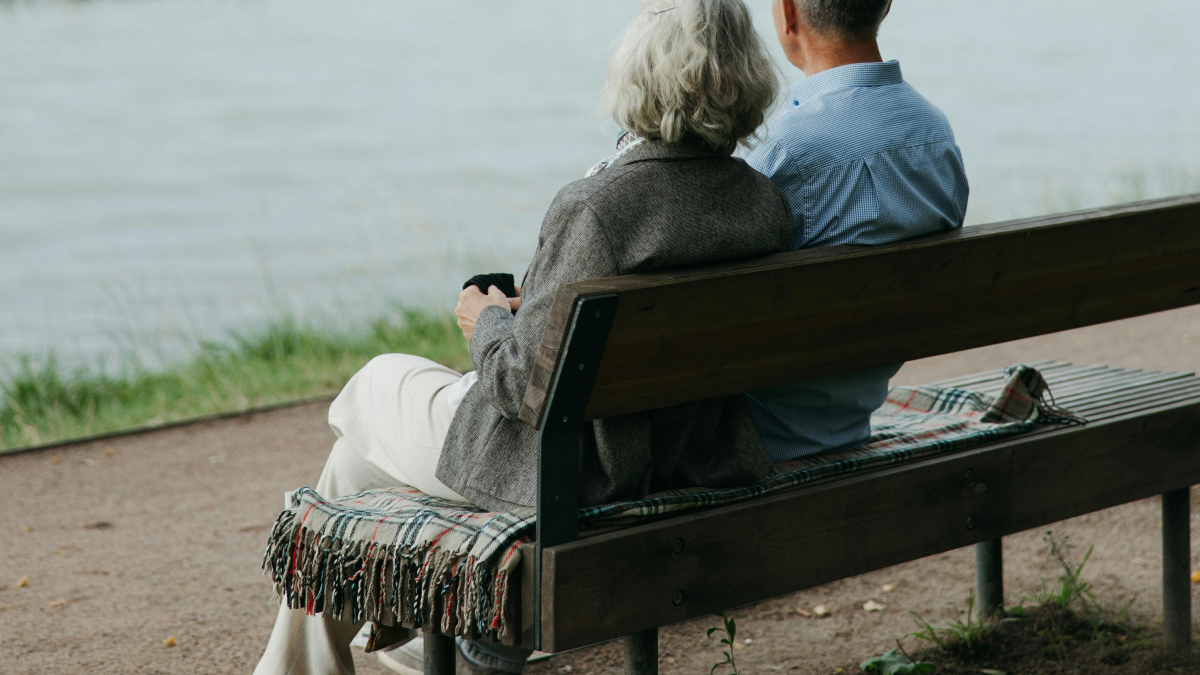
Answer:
[{"left": 743, "top": 60, "right": 969, "bottom": 462}]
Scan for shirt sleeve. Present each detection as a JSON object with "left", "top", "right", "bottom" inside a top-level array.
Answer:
[
  {"left": 468, "top": 198, "right": 617, "bottom": 422},
  {"left": 744, "top": 136, "right": 806, "bottom": 250}
]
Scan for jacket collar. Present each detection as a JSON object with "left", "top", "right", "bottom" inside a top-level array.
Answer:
[{"left": 609, "top": 135, "right": 727, "bottom": 170}]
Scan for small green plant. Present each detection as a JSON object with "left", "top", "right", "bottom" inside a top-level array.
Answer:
[
  {"left": 860, "top": 648, "right": 935, "bottom": 674},
  {"left": 1025, "top": 531, "right": 1103, "bottom": 618},
  {"left": 707, "top": 611, "right": 741, "bottom": 675},
  {"left": 909, "top": 590, "right": 993, "bottom": 651},
  {"left": 1022, "top": 531, "right": 1136, "bottom": 660}
]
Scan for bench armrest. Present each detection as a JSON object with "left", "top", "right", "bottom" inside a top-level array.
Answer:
[{"left": 534, "top": 294, "right": 618, "bottom": 649}]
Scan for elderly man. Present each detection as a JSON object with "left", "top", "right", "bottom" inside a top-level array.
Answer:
[{"left": 743, "top": 0, "right": 970, "bottom": 461}]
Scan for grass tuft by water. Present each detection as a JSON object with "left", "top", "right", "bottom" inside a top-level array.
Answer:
[{"left": 0, "top": 308, "right": 470, "bottom": 452}]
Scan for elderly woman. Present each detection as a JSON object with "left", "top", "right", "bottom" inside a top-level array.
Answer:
[{"left": 254, "top": 1, "right": 786, "bottom": 673}]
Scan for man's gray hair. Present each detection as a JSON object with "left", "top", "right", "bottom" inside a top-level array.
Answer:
[
  {"left": 603, "top": 0, "right": 779, "bottom": 150},
  {"left": 791, "top": 0, "right": 890, "bottom": 42}
]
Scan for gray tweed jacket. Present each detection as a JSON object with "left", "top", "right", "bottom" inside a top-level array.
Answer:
[{"left": 436, "top": 138, "right": 791, "bottom": 511}]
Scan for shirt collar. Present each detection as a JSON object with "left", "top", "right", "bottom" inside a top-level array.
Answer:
[{"left": 786, "top": 60, "right": 903, "bottom": 107}]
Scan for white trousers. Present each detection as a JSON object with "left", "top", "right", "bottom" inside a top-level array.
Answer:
[{"left": 254, "top": 354, "right": 467, "bottom": 675}]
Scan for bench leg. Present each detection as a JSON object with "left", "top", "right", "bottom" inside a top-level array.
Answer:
[
  {"left": 424, "top": 627, "right": 457, "bottom": 675},
  {"left": 625, "top": 627, "right": 658, "bottom": 675},
  {"left": 975, "top": 537, "right": 1004, "bottom": 618},
  {"left": 1162, "top": 488, "right": 1192, "bottom": 656}
]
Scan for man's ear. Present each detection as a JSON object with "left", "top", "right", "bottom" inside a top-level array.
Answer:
[
  {"left": 882, "top": 0, "right": 893, "bottom": 21},
  {"left": 779, "top": 0, "right": 800, "bottom": 34}
]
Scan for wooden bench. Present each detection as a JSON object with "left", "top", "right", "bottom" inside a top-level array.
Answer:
[{"left": 418, "top": 194, "right": 1200, "bottom": 674}]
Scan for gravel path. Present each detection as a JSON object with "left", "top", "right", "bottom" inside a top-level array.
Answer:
[{"left": 4, "top": 306, "right": 1200, "bottom": 674}]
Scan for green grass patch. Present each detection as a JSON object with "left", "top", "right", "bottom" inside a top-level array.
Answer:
[
  {"left": 897, "top": 532, "right": 1151, "bottom": 675},
  {"left": 910, "top": 590, "right": 994, "bottom": 652},
  {"left": 0, "top": 308, "right": 471, "bottom": 452}
]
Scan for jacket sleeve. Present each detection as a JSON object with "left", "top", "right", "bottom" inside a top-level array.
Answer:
[{"left": 468, "top": 197, "right": 617, "bottom": 421}]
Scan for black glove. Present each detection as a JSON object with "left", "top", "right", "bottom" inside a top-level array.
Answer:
[{"left": 463, "top": 273, "right": 517, "bottom": 298}]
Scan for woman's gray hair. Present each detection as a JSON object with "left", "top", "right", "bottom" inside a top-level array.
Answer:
[{"left": 602, "top": 0, "right": 779, "bottom": 150}]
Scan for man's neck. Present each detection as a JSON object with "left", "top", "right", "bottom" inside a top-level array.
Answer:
[{"left": 792, "top": 38, "right": 883, "bottom": 77}]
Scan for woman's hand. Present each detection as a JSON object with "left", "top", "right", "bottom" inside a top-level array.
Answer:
[{"left": 456, "top": 285, "right": 519, "bottom": 341}]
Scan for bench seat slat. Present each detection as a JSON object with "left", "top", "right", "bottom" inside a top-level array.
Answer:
[
  {"left": 930, "top": 359, "right": 1067, "bottom": 388},
  {"left": 967, "top": 367, "right": 1192, "bottom": 404},
  {"left": 1072, "top": 378, "right": 1200, "bottom": 411},
  {"left": 1086, "top": 387, "right": 1200, "bottom": 421},
  {"left": 1060, "top": 375, "right": 1199, "bottom": 409},
  {"left": 1029, "top": 365, "right": 1154, "bottom": 390}
]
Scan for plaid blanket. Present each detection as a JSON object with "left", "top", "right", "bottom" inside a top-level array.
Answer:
[{"left": 263, "top": 364, "right": 1081, "bottom": 643}]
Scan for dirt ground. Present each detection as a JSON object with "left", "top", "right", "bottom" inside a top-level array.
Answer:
[{"left": 3, "top": 305, "right": 1200, "bottom": 675}]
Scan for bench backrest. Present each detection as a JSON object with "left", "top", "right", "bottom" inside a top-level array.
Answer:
[
  {"left": 521, "top": 193, "right": 1200, "bottom": 427},
  {"left": 526, "top": 193, "right": 1200, "bottom": 649}
]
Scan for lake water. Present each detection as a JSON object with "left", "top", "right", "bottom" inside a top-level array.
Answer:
[{"left": 3, "top": 0, "right": 1199, "bottom": 369}]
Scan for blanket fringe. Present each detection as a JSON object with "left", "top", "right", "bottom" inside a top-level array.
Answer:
[{"left": 261, "top": 498, "right": 528, "bottom": 642}]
